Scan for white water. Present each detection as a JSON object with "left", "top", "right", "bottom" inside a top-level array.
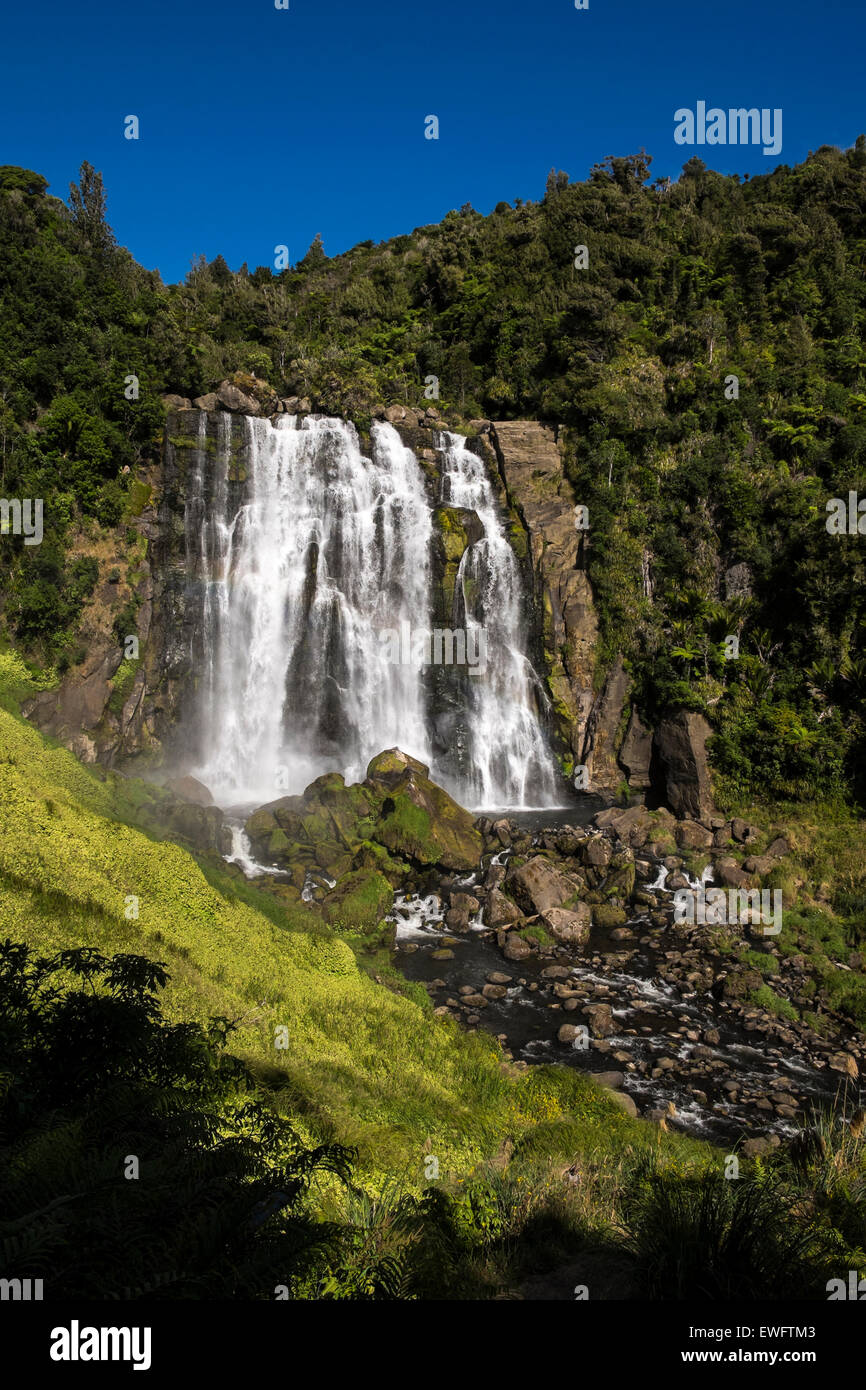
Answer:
[
  {"left": 438, "top": 431, "right": 559, "bottom": 807},
  {"left": 184, "top": 412, "right": 561, "bottom": 810},
  {"left": 190, "top": 415, "right": 433, "bottom": 803}
]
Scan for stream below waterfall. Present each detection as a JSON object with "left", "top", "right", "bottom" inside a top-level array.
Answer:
[{"left": 388, "top": 808, "right": 849, "bottom": 1148}]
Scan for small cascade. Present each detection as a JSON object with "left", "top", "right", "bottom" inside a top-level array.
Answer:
[{"left": 436, "top": 431, "right": 560, "bottom": 808}]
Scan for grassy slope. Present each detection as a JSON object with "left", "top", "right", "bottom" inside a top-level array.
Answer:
[{"left": 0, "top": 654, "right": 712, "bottom": 1193}]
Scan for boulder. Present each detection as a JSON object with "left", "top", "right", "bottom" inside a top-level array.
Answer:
[
  {"left": 367, "top": 749, "right": 483, "bottom": 871},
  {"left": 193, "top": 393, "right": 218, "bottom": 410},
  {"left": 828, "top": 1053, "right": 859, "bottom": 1080},
  {"left": 608, "top": 1090, "right": 638, "bottom": 1118},
  {"left": 162, "top": 800, "right": 230, "bottom": 855},
  {"left": 216, "top": 380, "right": 261, "bottom": 414},
  {"left": 582, "top": 1003, "right": 616, "bottom": 1037},
  {"left": 165, "top": 775, "right": 214, "bottom": 807},
  {"left": 583, "top": 836, "right": 613, "bottom": 869},
  {"left": 507, "top": 855, "right": 579, "bottom": 916},
  {"left": 716, "top": 860, "right": 753, "bottom": 889},
  {"left": 486, "top": 887, "right": 523, "bottom": 927},
  {"left": 541, "top": 903, "right": 592, "bottom": 945},
  {"left": 593, "top": 804, "right": 652, "bottom": 848},
  {"left": 592, "top": 904, "right": 628, "bottom": 929},
  {"left": 675, "top": 819, "right": 713, "bottom": 850},
  {"left": 502, "top": 933, "right": 533, "bottom": 962},
  {"left": 766, "top": 836, "right": 791, "bottom": 859},
  {"left": 557, "top": 1024, "right": 581, "bottom": 1045}
]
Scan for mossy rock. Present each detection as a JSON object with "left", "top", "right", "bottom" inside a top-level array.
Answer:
[
  {"left": 323, "top": 869, "right": 394, "bottom": 930},
  {"left": 366, "top": 748, "right": 482, "bottom": 872},
  {"left": 604, "top": 857, "right": 635, "bottom": 899},
  {"left": 592, "top": 904, "right": 628, "bottom": 929},
  {"left": 352, "top": 839, "right": 411, "bottom": 885},
  {"left": 267, "top": 827, "right": 291, "bottom": 858},
  {"left": 313, "top": 840, "right": 353, "bottom": 878},
  {"left": 366, "top": 748, "right": 430, "bottom": 785}
]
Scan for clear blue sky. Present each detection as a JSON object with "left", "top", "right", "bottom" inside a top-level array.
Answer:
[{"left": 1, "top": 0, "right": 863, "bottom": 284}]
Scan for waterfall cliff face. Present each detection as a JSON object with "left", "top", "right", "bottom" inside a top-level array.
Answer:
[{"left": 183, "top": 412, "right": 560, "bottom": 809}]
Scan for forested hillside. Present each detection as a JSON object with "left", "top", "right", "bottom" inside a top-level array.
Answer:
[{"left": 1, "top": 143, "right": 866, "bottom": 804}]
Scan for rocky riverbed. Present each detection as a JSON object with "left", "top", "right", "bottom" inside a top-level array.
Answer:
[
  {"left": 203, "top": 745, "right": 863, "bottom": 1154},
  {"left": 390, "top": 804, "right": 864, "bottom": 1151}
]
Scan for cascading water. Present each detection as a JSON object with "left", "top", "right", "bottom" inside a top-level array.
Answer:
[
  {"left": 183, "top": 411, "right": 562, "bottom": 811},
  {"left": 188, "top": 414, "right": 433, "bottom": 804},
  {"left": 437, "top": 431, "right": 560, "bottom": 808}
]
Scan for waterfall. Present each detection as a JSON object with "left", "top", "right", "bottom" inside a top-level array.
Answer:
[
  {"left": 183, "top": 412, "right": 561, "bottom": 811},
  {"left": 188, "top": 415, "right": 433, "bottom": 804},
  {"left": 437, "top": 431, "right": 560, "bottom": 809}
]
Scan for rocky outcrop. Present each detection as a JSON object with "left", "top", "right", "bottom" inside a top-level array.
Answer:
[
  {"left": 485, "top": 420, "right": 598, "bottom": 769},
  {"left": 619, "top": 707, "right": 652, "bottom": 789},
  {"left": 581, "top": 655, "right": 629, "bottom": 792},
  {"left": 244, "top": 748, "right": 483, "bottom": 925},
  {"left": 655, "top": 711, "right": 716, "bottom": 821},
  {"left": 19, "top": 388, "right": 717, "bottom": 821}
]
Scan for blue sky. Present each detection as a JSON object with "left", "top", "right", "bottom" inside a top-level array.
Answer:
[{"left": 1, "top": 0, "right": 863, "bottom": 283}]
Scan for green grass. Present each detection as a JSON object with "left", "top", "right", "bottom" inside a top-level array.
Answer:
[{"left": 0, "top": 673, "right": 712, "bottom": 1194}]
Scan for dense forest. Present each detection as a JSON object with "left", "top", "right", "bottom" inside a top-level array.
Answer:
[{"left": 1, "top": 142, "right": 866, "bottom": 800}]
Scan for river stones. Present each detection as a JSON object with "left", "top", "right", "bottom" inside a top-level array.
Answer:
[
  {"left": 582, "top": 1003, "right": 615, "bottom": 1037},
  {"left": 829, "top": 1052, "right": 859, "bottom": 1079},
  {"left": 557, "top": 1024, "right": 582, "bottom": 1044},
  {"left": 502, "top": 933, "right": 532, "bottom": 962}
]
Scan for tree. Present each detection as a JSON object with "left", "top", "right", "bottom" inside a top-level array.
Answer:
[
  {"left": 299, "top": 232, "right": 327, "bottom": 269},
  {"left": 68, "top": 161, "right": 115, "bottom": 257},
  {"left": 0, "top": 942, "right": 357, "bottom": 1298},
  {"left": 0, "top": 166, "right": 48, "bottom": 196}
]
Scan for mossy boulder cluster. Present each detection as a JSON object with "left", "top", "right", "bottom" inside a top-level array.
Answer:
[{"left": 244, "top": 748, "right": 484, "bottom": 925}]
